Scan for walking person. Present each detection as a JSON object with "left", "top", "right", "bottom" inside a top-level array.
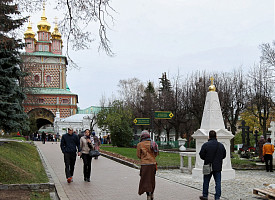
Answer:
[
  {"left": 137, "top": 130, "right": 159, "bottom": 200},
  {"left": 92, "top": 131, "right": 100, "bottom": 159},
  {"left": 263, "top": 138, "right": 274, "bottom": 172},
  {"left": 199, "top": 130, "right": 226, "bottom": 200},
  {"left": 60, "top": 128, "right": 81, "bottom": 183},
  {"left": 41, "top": 131, "right": 46, "bottom": 144},
  {"left": 80, "top": 129, "right": 94, "bottom": 182}
]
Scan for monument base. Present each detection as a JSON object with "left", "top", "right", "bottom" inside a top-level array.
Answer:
[{"left": 192, "top": 168, "right": 235, "bottom": 182}]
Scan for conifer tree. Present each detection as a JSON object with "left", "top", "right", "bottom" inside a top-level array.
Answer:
[{"left": 0, "top": 0, "right": 29, "bottom": 134}]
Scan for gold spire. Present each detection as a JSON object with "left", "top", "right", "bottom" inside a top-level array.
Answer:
[
  {"left": 208, "top": 77, "right": 216, "bottom": 92},
  {"left": 24, "top": 18, "right": 35, "bottom": 38},
  {"left": 37, "top": 2, "right": 51, "bottom": 32},
  {"left": 51, "top": 17, "right": 62, "bottom": 40}
]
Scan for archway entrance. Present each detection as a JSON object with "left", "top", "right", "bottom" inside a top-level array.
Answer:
[{"left": 28, "top": 108, "right": 55, "bottom": 131}]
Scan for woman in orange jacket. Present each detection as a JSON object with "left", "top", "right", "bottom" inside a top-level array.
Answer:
[{"left": 263, "top": 138, "right": 274, "bottom": 172}]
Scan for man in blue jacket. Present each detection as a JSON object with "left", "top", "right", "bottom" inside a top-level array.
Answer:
[
  {"left": 199, "top": 130, "right": 226, "bottom": 200},
  {"left": 60, "top": 128, "right": 81, "bottom": 183}
]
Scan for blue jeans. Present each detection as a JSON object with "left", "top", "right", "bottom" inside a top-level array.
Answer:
[{"left": 203, "top": 171, "right": 221, "bottom": 200}]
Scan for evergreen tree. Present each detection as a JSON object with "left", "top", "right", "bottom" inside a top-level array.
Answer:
[{"left": 0, "top": 0, "right": 29, "bottom": 134}]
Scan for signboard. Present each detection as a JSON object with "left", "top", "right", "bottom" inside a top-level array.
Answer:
[
  {"left": 133, "top": 118, "right": 150, "bottom": 125},
  {"left": 154, "top": 111, "right": 174, "bottom": 119}
]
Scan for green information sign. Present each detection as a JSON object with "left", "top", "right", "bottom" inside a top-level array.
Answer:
[
  {"left": 154, "top": 111, "right": 174, "bottom": 119},
  {"left": 133, "top": 118, "right": 150, "bottom": 125}
]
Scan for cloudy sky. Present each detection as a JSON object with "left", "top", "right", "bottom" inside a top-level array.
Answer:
[{"left": 22, "top": 0, "right": 274, "bottom": 109}]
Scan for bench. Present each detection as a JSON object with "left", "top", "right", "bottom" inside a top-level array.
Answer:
[
  {"left": 179, "top": 152, "right": 196, "bottom": 173},
  {"left": 253, "top": 188, "right": 275, "bottom": 199}
]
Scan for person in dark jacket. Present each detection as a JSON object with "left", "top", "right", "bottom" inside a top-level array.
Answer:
[
  {"left": 199, "top": 130, "right": 226, "bottom": 200},
  {"left": 60, "top": 128, "right": 81, "bottom": 183}
]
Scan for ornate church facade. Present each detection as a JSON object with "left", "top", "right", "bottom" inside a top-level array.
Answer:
[{"left": 21, "top": 5, "right": 78, "bottom": 129}]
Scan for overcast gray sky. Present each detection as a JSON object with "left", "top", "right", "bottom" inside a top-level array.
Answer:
[{"left": 23, "top": 0, "right": 274, "bottom": 109}]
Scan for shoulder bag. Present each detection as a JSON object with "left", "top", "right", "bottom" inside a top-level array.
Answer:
[{"left": 202, "top": 142, "right": 219, "bottom": 175}]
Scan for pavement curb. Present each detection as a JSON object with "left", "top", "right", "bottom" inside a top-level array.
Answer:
[
  {"left": 101, "top": 152, "right": 140, "bottom": 169},
  {"left": 36, "top": 143, "right": 67, "bottom": 200}
]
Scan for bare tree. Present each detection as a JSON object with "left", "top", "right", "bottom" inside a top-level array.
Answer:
[
  {"left": 246, "top": 64, "right": 274, "bottom": 139},
  {"left": 217, "top": 69, "right": 247, "bottom": 151}
]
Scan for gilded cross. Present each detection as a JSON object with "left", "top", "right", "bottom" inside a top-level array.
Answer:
[{"left": 210, "top": 77, "right": 214, "bottom": 85}]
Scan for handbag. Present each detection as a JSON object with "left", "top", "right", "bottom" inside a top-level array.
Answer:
[
  {"left": 202, "top": 142, "right": 219, "bottom": 175},
  {"left": 203, "top": 164, "right": 212, "bottom": 175},
  {"left": 89, "top": 150, "right": 100, "bottom": 157}
]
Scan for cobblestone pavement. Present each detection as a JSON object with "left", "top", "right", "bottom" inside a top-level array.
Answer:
[
  {"left": 157, "top": 169, "right": 275, "bottom": 200},
  {"left": 36, "top": 142, "right": 208, "bottom": 200}
]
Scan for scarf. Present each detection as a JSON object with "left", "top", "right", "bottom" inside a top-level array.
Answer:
[{"left": 140, "top": 130, "right": 159, "bottom": 153}]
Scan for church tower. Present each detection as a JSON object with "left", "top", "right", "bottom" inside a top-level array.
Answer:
[{"left": 21, "top": 4, "right": 78, "bottom": 129}]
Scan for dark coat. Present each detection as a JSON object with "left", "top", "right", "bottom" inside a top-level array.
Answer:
[
  {"left": 60, "top": 133, "right": 81, "bottom": 153},
  {"left": 199, "top": 138, "right": 226, "bottom": 172}
]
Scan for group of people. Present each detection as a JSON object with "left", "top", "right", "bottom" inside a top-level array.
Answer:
[
  {"left": 60, "top": 128, "right": 101, "bottom": 183},
  {"left": 58, "top": 128, "right": 273, "bottom": 200}
]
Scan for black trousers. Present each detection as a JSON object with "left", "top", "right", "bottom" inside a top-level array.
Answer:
[
  {"left": 264, "top": 154, "right": 273, "bottom": 172},
  {"left": 82, "top": 153, "right": 92, "bottom": 178},
  {"left": 64, "top": 152, "right": 77, "bottom": 178}
]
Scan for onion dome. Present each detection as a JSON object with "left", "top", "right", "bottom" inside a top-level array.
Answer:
[
  {"left": 37, "top": 3, "right": 51, "bottom": 32},
  {"left": 208, "top": 77, "right": 216, "bottom": 92},
  {"left": 24, "top": 19, "right": 35, "bottom": 39},
  {"left": 51, "top": 22, "right": 62, "bottom": 40}
]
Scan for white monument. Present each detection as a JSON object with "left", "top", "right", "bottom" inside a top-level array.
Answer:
[
  {"left": 268, "top": 121, "right": 275, "bottom": 157},
  {"left": 268, "top": 121, "right": 275, "bottom": 145},
  {"left": 192, "top": 77, "right": 235, "bottom": 181}
]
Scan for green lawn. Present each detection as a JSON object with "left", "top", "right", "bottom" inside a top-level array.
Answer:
[
  {"left": 101, "top": 146, "right": 190, "bottom": 167},
  {"left": 0, "top": 141, "right": 48, "bottom": 184},
  {"left": 101, "top": 146, "right": 257, "bottom": 168}
]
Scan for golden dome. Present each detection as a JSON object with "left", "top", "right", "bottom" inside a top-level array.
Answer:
[
  {"left": 24, "top": 19, "right": 35, "bottom": 38},
  {"left": 37, "top": 3, "right": 51, "bottom": 32},
  {"left": 208, "top": 77, "right": 216, "bottom": 92},
  {"left": 51, "top": 23, "right": 62, "bottom": 40}
]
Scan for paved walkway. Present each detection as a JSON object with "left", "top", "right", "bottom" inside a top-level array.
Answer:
[{"left": 36, "top": 142, "right": 208, "bottom": 200}]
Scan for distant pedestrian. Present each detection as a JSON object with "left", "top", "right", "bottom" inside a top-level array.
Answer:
[
  {"left": 107, "top": 134, "right": 110, "bottom": 144},
  {"left": 41, "top": 132, "right": 46, "bottom": 144},
  {"left": 137, "top": 130, "right": 159, "bottom": 200},
  {"left": 60, "top": 128, "right": 81, "bottom": 183},
  {"left": 56, "top": 133, "right": 60, "bottom": 143},
  {"left": 263, "top": 138, "right": 274, "bottom": 172},
  {"left": 199, "top": 130, "right": 226, "bottom": 200},
  {"left": 92, "top": 131, "right": 100, "bottom": 159},
  {"left": 258, "top": 135, "right": 266, "bottom": 162},
  {"left": 80, "top": 129, "right": 94, "bottom": 182}
]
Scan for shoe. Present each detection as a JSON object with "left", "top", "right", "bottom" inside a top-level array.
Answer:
[
  {"left": 199, "top": 196, "right": 208, "bottom": 200},
  {"left": 67, "top": 177, "right": 72, "bottom": 183},
  {"left": 151, "top": 193, "right": 154, "bottom": 200},
  {"left": 87, "top": 178, "right": 90, "bottom": 182},
  {"left": 84, "top": 177, "right": 87, "bottom": 182}
]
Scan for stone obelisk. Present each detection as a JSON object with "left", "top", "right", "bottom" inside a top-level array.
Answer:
[{"left": 192, "top": 77, "right": 235, "bottom": 181}]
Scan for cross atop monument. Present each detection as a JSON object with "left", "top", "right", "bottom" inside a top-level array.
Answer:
[
  {"left": 268, "top": 121, "right": 275, "bottom": 145},
  {"left": 210, "top": 77, "right": 214, "bottom": 85},
  {"left": 208, "top": 77, "right": 216, "bottom": 92}
]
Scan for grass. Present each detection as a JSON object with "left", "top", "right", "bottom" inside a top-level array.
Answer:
[
  {"left": 101, "top": 146, "right": 257, "bottom": 168},
  {"left": 0, "top": 136, "right": 26, "bottom": 141},
  {"left": 101, "top": 146, "right": 188, "bottom": 167},
  {"left": 0, "top": 141, "right": 48, "bottom": 184}
]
